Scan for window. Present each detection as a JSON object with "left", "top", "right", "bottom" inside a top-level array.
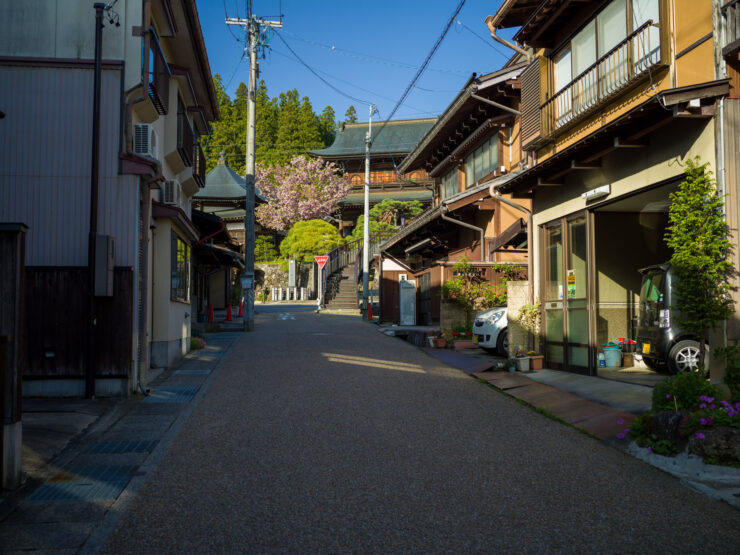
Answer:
[
  {"left": 465, "top": 135, "right": 499, "bottom": 188},
  {"left": 548, "top": 0, "right": 662, "bottom": 128},
  {"left": 177, "top": 96, "right": 194, "bottom": 166},
  {"left": 441, "top": 169, "right": 457, "bottom": 199},
  {"left": 171, "top": 232, "right": 190, "bottom": 302},
  {"left": 148, "top": 32, "right": 170, "bottom": 115}
]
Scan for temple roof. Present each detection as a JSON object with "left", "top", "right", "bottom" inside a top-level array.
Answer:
[
  {"left": 195, "top": 152, "right": 266, "bottom": 201},
  {"left": 309, "top": 118, "right": 437, "bottom": 160}
]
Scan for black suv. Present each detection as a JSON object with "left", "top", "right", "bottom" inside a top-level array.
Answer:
[{"left": 635, "top": 264, "right": 702, "bottom": 373}]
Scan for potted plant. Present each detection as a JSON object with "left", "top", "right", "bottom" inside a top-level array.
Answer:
[
  {"left": 527, "top": 350, "right": 544, "bottom": 371},
  {"left": 514, "top": 345, "right": 530, "bottom": 372},
  {"left": 428, "top": 329, "right": 447, "bottom": 348}
]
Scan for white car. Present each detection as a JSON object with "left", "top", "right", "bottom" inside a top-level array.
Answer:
[{"left": 473, "top": 306, "right": 508, "bottom": 356}]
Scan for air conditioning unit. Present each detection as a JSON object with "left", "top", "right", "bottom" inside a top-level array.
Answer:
[
  {"left": 133, "top": 123, "right": 158, "bottom": 159},
  {"left": 163, "top": 180, "right": 181, "bottom": 205}
]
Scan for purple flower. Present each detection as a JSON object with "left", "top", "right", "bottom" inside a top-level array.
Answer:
[
  {"left": 695, "top": 432, "right": 706, "bottom": 440},
  {"left": 666, "top": 393, "right": 672, "bottom": 399},
  {"left": 699, "top": 418, "right": 707, "bottom": 426},
  {"left": 710, "top": 404, "right": 716, "bottom": 410},
  {"left": 700, "top": 403, "right": 707, "bottom": 409},
  {"left": 700, "top": 395, "right": 707, "bottom": 402},
  {"left": 706, "top": 397, "right": 715, "bottom": 403},
  {"left": 647, "top": 447, "right": 652, "bottom": 452},
  {"left": 617, "top": 419, "right": 624, "bottom": 425},
  {"left": 617, "top": 433, "right": 625, "bottom": 439}
]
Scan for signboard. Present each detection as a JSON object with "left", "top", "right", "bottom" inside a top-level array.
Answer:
[
  {"left": 314, "top": 255, "right": 329, "bottom": 269},
  {"left": 567, "top": 269, "right": 576, "bottom": 298},
  {"left": 288, "top": 259, "right": 296, "bottom": 287}
]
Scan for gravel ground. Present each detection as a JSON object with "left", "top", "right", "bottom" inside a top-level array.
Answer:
[{"left": 102, "top": 310, "right": 740, "bottom": 553}]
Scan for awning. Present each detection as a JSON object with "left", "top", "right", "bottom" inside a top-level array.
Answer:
[{"left": 193, "top": 243, "right": 244, "bottom": 270}]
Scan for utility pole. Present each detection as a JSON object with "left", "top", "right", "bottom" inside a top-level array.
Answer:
[
  {"left": 362, "top": 105, "right": 375, "bottom": 319},
  {"left": 226, "top": 14, "right": 282, "bottom": 332}
]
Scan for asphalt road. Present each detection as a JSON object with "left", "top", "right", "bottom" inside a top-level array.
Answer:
[{"left": 103, "top": 310, "right": 740, "bottom": 553}]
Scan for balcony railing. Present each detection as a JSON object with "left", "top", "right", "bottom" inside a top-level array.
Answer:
[
  {"left": 148, "top": 33, "right": 170, "bottom": 115},
  {"left": 542, "top": 21, "right": 661, "bottom": 136},
  {"left": 177, "top": 112, "right": 194, "bottom": 167},
  {"left": 193, "top": 143, "right": 206, "bottom": 187},
  {"left": 722, "top": 0, "right": 740, "bottom": 57}
]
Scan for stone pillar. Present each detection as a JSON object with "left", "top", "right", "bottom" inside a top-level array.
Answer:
[
  {"left": 506, "top": 281, "right": 531, "bottom": 358},
  {"left": 0, "top": 223, "right": 27, "bottom": 490}
]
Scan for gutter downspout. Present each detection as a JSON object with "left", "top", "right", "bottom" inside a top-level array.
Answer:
[
  {"left": 485, "top": 17, "right": 532, "bottom": 63},
  {"left": 195, "top": 221, "right": 226, "bottom": 245},
  {"left": 490, "top": 187, "right": 533, "bottom": 305},
  {"left": 440, "top": 205, "right": 486, "bottom": 262}
]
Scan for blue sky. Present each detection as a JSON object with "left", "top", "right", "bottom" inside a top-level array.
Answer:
[{"left": 195, "top": 0, "right": 517, "bottom": 123}]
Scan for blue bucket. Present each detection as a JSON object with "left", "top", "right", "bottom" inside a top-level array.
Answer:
[{"left": 603, "top": 346, "right": 622, "bottom": 368}]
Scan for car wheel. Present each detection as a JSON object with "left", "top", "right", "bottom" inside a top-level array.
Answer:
[
  {"left": 668, "top": 340, "right": 703, "bottom": 374},
  {"left": 496, "top": 328, "right": 508, "bottom": 357}
]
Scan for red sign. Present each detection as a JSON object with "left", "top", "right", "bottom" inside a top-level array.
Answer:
[{"left": 314, "top": 255, "right": 329, "bottom": 269}]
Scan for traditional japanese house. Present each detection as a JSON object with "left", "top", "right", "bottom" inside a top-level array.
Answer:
[
  {"left": 488, "top": 0, "right": 732, "bottom": 378},
  {"left": 379, "top": 64, "right": 531, "bottom": 326}
]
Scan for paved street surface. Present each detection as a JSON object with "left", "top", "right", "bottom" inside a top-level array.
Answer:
[{"left": 96, "top": 309, "right": 740, "bottom": 553}]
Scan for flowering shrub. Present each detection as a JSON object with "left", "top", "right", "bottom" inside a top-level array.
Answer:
[
  {"left": 190, "top": 337, "right": 206, "bottom": 351},
  {"left": 651, "top": 373, "right": 720, "bottom": 412},
  {"left": 680, "top": 396, "right": 740, "bottom": 438}
]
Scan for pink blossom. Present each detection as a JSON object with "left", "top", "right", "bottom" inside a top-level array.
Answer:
[{"left": 254, "top": 156, "right": 351, "bottom": 232}]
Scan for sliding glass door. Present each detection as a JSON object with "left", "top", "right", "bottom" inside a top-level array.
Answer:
[{"left": 542, "top": 213, "right": 593, "bottom": 374}]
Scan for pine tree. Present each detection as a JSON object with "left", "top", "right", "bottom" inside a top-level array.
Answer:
[
  {"left": 255, "top": 80, "right": 278, "bottom": 166},
  {"left": 297, "top": 96, "right": 323, "bottom": 152},
  {"left": 202, "top": 74, "right": 237, "bottom": 172},
  {"left": 318, "top": 105, "right": 337, "bottom": 146},
  {"left": 344, "top": 105, "right": 358, "bottom": 123},
  {"left": 274, "top": 89, "right": 302, "bottom": 164}
]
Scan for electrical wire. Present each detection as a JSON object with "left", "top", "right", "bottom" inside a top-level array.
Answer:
[
  {"left": 279, "top": 29, "right": 470, "bottom": 75},
  {"left": 374, "top": 0, "right": 467, "bottom": 143},
  {"left": 272, "top": 29, "right": 371, "bottom": 106},
  {"left": 455, "top": 19, "right": 511, "bottom": 60},
  {"left": 269, "top": 50, "right": 435, "bottom": 116},
  {"left": 224, "top": 0, "right": 244, "bottom": 42},
  {"left": 224, "top": 48, "right": 248, "bottom": 91}
]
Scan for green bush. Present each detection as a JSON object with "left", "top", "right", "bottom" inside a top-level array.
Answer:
[
  {"left": 652, "top": 373, "right": 720, "bottom": 412},
  {"left": 629, "top": 412, "right": 681, "bottom": 456}
]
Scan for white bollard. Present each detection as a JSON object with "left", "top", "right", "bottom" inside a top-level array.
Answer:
[{"left": 279, "top": 287, "right": 283, "bottom": 301}]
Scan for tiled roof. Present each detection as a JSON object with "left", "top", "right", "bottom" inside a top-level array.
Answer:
[
  {"left": 194, "top": 158, "right": 246, "bottom": 199},
  {"left": 309, "top": 118, "right": 437, "bottom": 158}
]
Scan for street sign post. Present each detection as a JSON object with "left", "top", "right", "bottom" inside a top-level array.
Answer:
[{"left": 314, "top": 256, "right": 329, "bottom": 309}]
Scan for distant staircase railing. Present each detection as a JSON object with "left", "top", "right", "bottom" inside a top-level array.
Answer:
[{"left": 320, "top": 230, "right": 395, "bottom": 308}]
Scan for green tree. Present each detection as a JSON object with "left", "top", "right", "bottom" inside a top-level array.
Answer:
[
  {"left": 664, "top": 157, "right": 736, "bottom": 370},
  {"left": 255, "top": 235, "right": 279, "bottom": 262},
  {"left": 202, "top": 74, "right": 240, "bottom": 173},
  {"left": 318, "top": 105, "right": 337, "bottom": 146},
  {"left": 297, "top": 96, "right": 323, "bottom": 151},
  {"left": 370, "top": 199, "right": 424, "bottom": 226},
  {"left": 274, "top": 89, "right": 302, "bottom": 164},
  {"left": 344, "top": 105, "right": 358, "bottom": 123},
  {"left": 255, "top": 80, "right": 278, "bottom": 166},
  {"left": 348, "top": 200, "right": 425, "bottom": 242},
  {"left": 279, "top": 219, "right": 344, "bottom": 263}
]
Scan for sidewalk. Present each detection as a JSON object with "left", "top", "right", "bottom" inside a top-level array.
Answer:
[
  {"left": 0, "top": 331, "right": 243, "bottom": 552},
  {"left": 418, "top": 343, "right": 740, "bottom": 510}
]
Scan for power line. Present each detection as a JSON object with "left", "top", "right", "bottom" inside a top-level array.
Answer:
[
  {"left": 455, "top": 19, "right": 511, "bottom": 60},
  {"left": 279, "top": 29, "right": 470, "bottom": 75},
  {"left": 272, "top": 29, "right": 371, "bottom": 107},
  {"left": 269, "top": 50, "right": 434, "bottom": 116},
  {"left": 374, "top": 0, "right": 467, "bottom": 143}
]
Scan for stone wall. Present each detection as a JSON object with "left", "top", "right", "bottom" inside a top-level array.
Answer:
[
  {"left": 256, "top": 262, "right": 316, "bottom": 299},
  {"left": 439, "top": 299, "right": 474, "bottom": 333}
]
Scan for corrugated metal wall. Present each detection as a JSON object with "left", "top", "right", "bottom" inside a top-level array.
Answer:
[{"left": 0, "top": 65, "right": 137, "bottom": 266}]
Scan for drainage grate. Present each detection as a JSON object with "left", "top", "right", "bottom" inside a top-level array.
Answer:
[
  {"left": 85, "top": 440, "right": 158, "bottom": 454},
  {"left": 174, "top": 369, "right": 211, "bottom": 375},
  {"left": 27, "top": 465, "right": 137, "bottom": 502},
  {"left": 142, "top": 385, "right": 200, "bottom": 403}
]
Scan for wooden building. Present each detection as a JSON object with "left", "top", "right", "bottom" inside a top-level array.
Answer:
[{"left": 309, "top": 119, "right": 437, "bottom": 237}]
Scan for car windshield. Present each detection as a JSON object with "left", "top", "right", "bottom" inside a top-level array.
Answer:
[{"left": 638, "top": 270, "right": 666, "bottom": 327}]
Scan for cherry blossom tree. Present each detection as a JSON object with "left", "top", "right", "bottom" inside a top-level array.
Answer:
[{"left": 255, "top": 156, "right": 350, "bottom": 232}]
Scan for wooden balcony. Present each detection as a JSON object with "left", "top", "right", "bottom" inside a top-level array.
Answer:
[
  {"left": 177, "top": 112, "right": 194, "bottom": 167},
  {"left": 539, "top": 21, "right": 663, "bottom": 139},
  {"left": 723, "top": 0, "right": 740, "bottom": 58}
]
